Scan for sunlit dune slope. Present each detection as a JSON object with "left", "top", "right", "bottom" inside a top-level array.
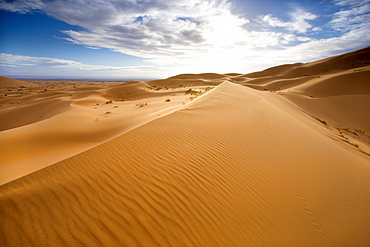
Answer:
[
  {"left": 168, "top": 72, "right": 227, "bottom": 80},
  {"left": 1, "top": 81, "right": 370, "bottom": 246},
  {"left": 246, "top": 46, "right": 369, "bottom": 79},
  {"left": 227, "top": 46, "right": 370, "bottom": 155},
  {"left": 230, "top": 46, "right": 370, "bottom": 91},
  {"left": 0, "top": 76, "right": 37, "bottom": 88},
  {"left": 0, "top": 79, "right": 215, "bottom": 184}
]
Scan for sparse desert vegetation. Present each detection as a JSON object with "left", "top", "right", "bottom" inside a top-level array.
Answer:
[
  {"left": 136, "top": 102, "right": 148, "bottom": 107},
  {"left": 318, "top": 118, "right": 327, "bottom": 125}
]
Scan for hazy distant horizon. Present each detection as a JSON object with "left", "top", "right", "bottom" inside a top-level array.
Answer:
[{"left": 2, "top": 75, "right": 160, "bottom": 82}]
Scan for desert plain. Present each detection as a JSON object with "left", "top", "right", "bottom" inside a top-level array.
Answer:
[{"left": 1, "top": 46, "right": 370, "bottom": 246}]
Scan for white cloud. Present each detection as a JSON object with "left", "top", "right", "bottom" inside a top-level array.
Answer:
[
  {"left": 0, "top": 53, "right": 158, "bottom": 77},
  {"left": 330, "top": 1, "right": 370, "bottom": 31},
  {"left": 289, "top": 8, "right": 317, "bottom": 33},
  {"left": 55, "top": 0, "right": 254, "bottom": 56},
  {"left": 262, "top": 14, "right": 290, "bottom": 28},
  {"left": 333, "top": 0, "right": 370, "bottom": 6},
  {"left": 0, "top": 0, "right": 43, "bottom": 13},
  {"left": 261, "top": 8, "right": 317, "bottom": 33},
  {"left": 1, "top": 53, "right": 80, "bottom": 68},
  {"left": 271, "top": 26, "right": 370, "bottom": 63}
]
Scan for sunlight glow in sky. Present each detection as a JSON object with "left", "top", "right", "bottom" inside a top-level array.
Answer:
[{"left": 0, "top": 0, "right": 369, "bottom": 79}]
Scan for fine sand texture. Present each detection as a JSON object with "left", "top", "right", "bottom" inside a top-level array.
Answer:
[{"left": 1, "top": 46, "right": 370, "bottom": 246}]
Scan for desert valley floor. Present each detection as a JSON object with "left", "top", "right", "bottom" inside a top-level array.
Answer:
[{"left": 1, "top": 46, "right": 370, "bottom": 246}]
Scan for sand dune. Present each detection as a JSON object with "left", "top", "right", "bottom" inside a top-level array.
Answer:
[
  {"left": 0, "top": 80, "right": 214, "bottom": 184},
  {"left": 231, "top": 46, "right": 370, "bottom": 91},
  {"left": 1, "top": 46, "right": 370, "bottom": 246},
  {"left": 168, "top": 72, "right": 227, "bottom": 80},
  {"left": 0, "top": 76, "right": 37, "bottom": 88}
]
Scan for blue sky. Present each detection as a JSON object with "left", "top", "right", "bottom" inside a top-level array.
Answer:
[{"left": 0, "top": 0, "right": 369, "bottom": 79}]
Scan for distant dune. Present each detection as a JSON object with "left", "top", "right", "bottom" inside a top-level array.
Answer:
[
  {"left": 0, "top": 76, "right": 37, "bottom": 88},
  {"left": 168, "top": 72, "right": 228, "bottom": 80},
  {"left": 1, "top": 46, "right": 370, "bottom": 246}
]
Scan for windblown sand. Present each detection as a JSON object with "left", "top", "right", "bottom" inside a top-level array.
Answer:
[{"left": 1, "top": 46, "right": 370, "bottom": 246}]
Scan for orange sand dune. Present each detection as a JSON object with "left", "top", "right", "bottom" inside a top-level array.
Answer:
[
  {"left": 288, "top": 69, "right": 370, "bottom": 97},
  {"left": 0, "top": 76, "right": 37, "bottom": 88},
  {"left": 231, "top": 46, "right": 370, "bottom": 91},
  {"left": 241, "top": 46, "right": 370, "bottom": 80},
  {"left": 240, "top": 63, "right": 304, "bottom": 78},
  {"left": 168, "top": 72, "right": 227, "bottom": 80},
  {"left": 0, "top": 79, "right": 214, "bottom": 184},
  {"left": 1, "top": 46, "right": 370, "bottom": 246}
]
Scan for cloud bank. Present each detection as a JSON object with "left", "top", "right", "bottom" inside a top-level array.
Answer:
[{"left": 0, "top": 53, "right": 157, "bottom": 78}]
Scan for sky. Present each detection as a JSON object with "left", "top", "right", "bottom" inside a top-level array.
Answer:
[{"left": 0, "top": 0, "right": 369, "bottom": 80}]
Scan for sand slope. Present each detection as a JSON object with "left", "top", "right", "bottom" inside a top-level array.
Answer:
[
  {"left": 0, "top": 76, "right": 37, "bottom": 88},
  {"left": 231, "top": 46, "right": 370, "bottom": 154},
  {"left": 1, "top": 46, "right": 370, "bottom": 246},
  {"left": 0, "top": 80, "right": 215, "bottom": 184}
]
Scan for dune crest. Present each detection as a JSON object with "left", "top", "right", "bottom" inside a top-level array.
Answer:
[{"left": 1, "top": 46, "right": 370, "bottom": 246}]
